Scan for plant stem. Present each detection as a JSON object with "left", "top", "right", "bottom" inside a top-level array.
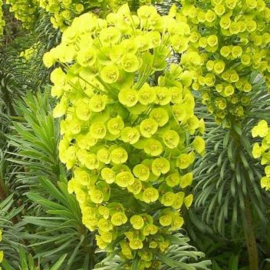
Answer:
[
  {"left": 231, "top": 126, "right": 259, "bottom": 270},
  {"left": 243, "top": 195, "right": 258, "bottom": 270}
]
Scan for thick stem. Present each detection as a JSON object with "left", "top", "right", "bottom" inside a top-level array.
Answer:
[{"left": 243, "top": 195, "right": 258, "bottom": 270}]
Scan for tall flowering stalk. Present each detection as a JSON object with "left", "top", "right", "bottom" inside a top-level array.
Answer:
[
  {"left": 176, "top": 1, "right": 270, "bottom": 269},
  {"left": 44, "top": 4, "right": 205, "bottom": 269}
]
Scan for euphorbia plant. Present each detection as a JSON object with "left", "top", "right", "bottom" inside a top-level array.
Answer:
[
  {"left": 45, "top": 4, "right": 205, "bottom": 269},
  {"left": 176, "top": 0, "right": 270, "bottom": 269}
]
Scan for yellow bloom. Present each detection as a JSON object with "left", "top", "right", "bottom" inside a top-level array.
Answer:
[
  {"left": 129, "top": 238, "right": 143, "bottom": 250},
  {"left": 110, "top": 147, "right": 128, "bottom": 164},
  {"left": 231, "top": 46, "right": 243, "bottom": 58},
  {"left": 121, "top": 54, "right": 141, "bottom": 73},
  {"left": 252, "top": 143, "right": 262, "bottom": 159},
  {"left": 220, "top": 46, "right": 231, "bottom": 58},
  {"left": 252, "top": 120, "right": 269, "bottom": 138},
  {"left": 246, "top": 20, "right": 257, "bottom": 32},
  {"left": 143, "top": 187, "right": 159, "bottom": 203},
  {"left": 160, "top": 192, "right": 176, "bottom": 206},
  {"left": 184, "top": 194, "right": 194, "bottom": 208},
  {"left": 111, "top": 212, "right": 128, "bottom": 226},
  {"left": 115, "top": 171, "right": 135, "bottom": 187},
  {"left": 207, "top": 35, "right": 218, "bottom": 47},
  {"left": 53, "top": 97, "right": 68, "bottom": 118},
  {"left": 225, "top": 0, "right": 237, "bottom": 9},
  {"left": 220, "top": 16, "right": 231, "bottom": 29},
  {"left": 100, "top": 27, "right": 121, "bottom": 45},
  {"left": 192, "top": 136, "right": 205, "bottom": 155},
  {"left": 0, "top": 250, "right": 3, "bottom": 263},
  {"left": 261, "top": 176, "right": 270, "bottom": 190},
  {"left": 144, "top": 139, "right": 163, "bottom": 156},
  {"left": 100, "top": 64, "right": 119, "bottom": 84},
  {"left": 177, "top": 152, "right": 195, "bottom": 169},
  {"left": 213, "top": 60, "right": 225, "bottom": 74},
  {"left": 130, "top": 215, "right": 144, "bottom": 230},
  {"left": 214, "top": 4, "right": 226, "bottom": 16},
  {"left": 121, "top": 127, "right": 140, "bottom": 144},
  {"left": 118, "top": 88, "right": 139, "bottom": 107},
  {"left": 205, "top": 10, "right": 216, "bottom": 22},
  {"left": 77, "top": 48, "right": 96, "bottom": 67},
  {"left": 90, "top": 122, "right": 106, "bottom": 139},
  {"left": 151, "top": 157, "right": 170, "bottom": 176},
  {"left": 139, "top": 118, "right": 158, "bottom": 138},
  {"left": 159, "top": 213, "right": 172, "bottom": 226},
  {"left": 179, "top": 173, "right": 193, "bottom": 189}
]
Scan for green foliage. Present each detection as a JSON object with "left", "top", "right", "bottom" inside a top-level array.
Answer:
[
  {"left": 23, "top": 177, "right": 100, "bottom": 269},
  {"left": 94, "top": 232, "right": 211, "bottom": 270},
  {"left": 7, "top": 91, "right": 101, "bottom": 269},
  {"left": 0, "top": 195, "right": 25, "bottom": 269},
  {"left": 2, "top": 247, "right": 67, "bottom": 270},
  {"left": 9, "top": 91, "right": 61, "bottom": 182}
]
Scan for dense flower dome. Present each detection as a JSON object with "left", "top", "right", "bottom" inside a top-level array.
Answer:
[
  {"left": 38, "top": 0, "right": 164, "bottom": 30},
  {"left": 5, "top": 0, "right": 39, "bottom": 29},
  {"left": 45, "top": 4, "right": 205, "bottom": 269},
  {"left": 177, "top": 0, "right": 270, "bottom": 126}
]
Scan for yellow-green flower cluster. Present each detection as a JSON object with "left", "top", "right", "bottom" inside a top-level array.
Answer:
[
  {"left": 252, "top": 120, "right": 270, "bottom": 191},
  {"left": 38, "top": 0, "right": 164, "bottom": 30},
  {"left": 20, "top": 42, "right": 40, "bottom": 61},
  {"left": 45, "top": 4, "right": 204, "bottom": 269},
  {"left": 38, "top": 0, "right": 106, "bottom": 30},
  {"left": 0, "top": 1, "right": 4, "bottom": 37},
  {"left": 107, "top": 0, "right": 132, "bottom": 12},
  {"left": 5, "top": 0, "right": 39, "bottom": 29},
  {"left": 177, "top": 0, "right": 270, "bottom": 126},
  {"left": 108, "top": 0, "right": 163, "bottom": 13},
  {"left": 0, "top": 230, "right": 3, "bottom": 268}
]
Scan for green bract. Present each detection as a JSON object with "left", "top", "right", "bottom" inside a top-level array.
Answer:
[{"left": 47, "top": 4, "right": 204, "bottom": 269}]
